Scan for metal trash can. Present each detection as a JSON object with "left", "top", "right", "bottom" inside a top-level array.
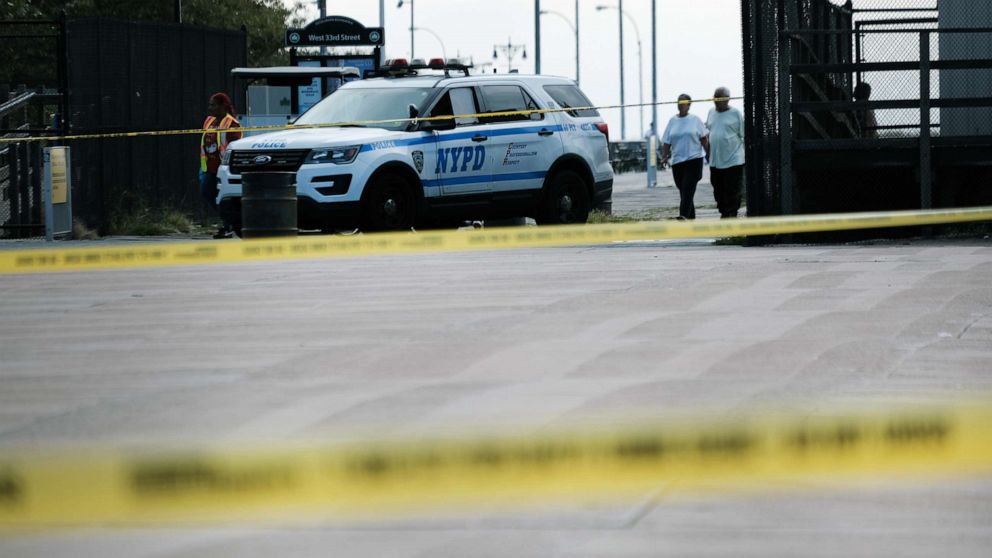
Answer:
[{"left": 241, "top": 172, "right": 297, "bottom": 239}]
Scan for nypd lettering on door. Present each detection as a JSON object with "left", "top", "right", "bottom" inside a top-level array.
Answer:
[{"left": 435, "top": 146, "right": 486, "bottom": 174}]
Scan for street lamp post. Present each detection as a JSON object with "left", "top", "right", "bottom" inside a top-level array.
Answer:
[
  {"left": 651, "top": 0, "right": 657, "bottom": 143},
  {"left": 597, "top": 4, "right": 644, "bottom": 139},
  {"left": 619, "top": 0, "right": 625, "bottom": 140},
  {"left": 413, "top": 27, "right": 447, "bottom": 62},
  {"left": 493, "top": 38, "right": 527, "bottom": 73},
  {"left": 649, "top": 0, "right": 658, "bottom": 188},
  {"left": 627, "top": 14, "right": 643, "bottom": 139},
  {"left": 575, "top": 0, "right": 580, "bottom": 85},
  {"left": 539, "top": 8, "right": 579, "bottom": 85},
  {"left": 535, "top": 0, "right": 541, "bottom": 74},
  {"left": 397, "top": 0, "right": 414, "bottom": 59}
]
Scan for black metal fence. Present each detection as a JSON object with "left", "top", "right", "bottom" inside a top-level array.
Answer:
[
  {"left": 0, "top": 140, "right": 44, "bottom": 238},
  {"left": 741, "top": 0, "right": 992, "bottom": 220},
  {"left": 1, "top": 17, "right": 247, "bottom": 234},
  {"left": 66, "top": 18, "right": 247, "bottom": 231}
]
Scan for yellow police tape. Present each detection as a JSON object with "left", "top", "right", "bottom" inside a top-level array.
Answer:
[
  {"left": 1, "top": 400, "right": 991, "bottom": 526},
  {"left": 1, "top": 206, "right": 991, "bottom": 275},
  {"left": 0, "top": 97, "right": 740, "bottom": 144}
]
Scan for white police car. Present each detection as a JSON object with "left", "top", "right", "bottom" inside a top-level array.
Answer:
[{"left": 218, "top": 59, "right": 613, "bottom": 232}]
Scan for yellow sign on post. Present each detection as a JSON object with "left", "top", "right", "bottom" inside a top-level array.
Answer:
[
  {"left": 50, "top": 147, "right": 68, "bottom": 204},
  {"left": 44, "top": 146, "right": 72, "bottom": 241}
]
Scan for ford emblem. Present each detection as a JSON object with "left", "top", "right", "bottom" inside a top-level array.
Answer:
[{"left": 252, "top": 155, "right": 272, "bottom": 165}]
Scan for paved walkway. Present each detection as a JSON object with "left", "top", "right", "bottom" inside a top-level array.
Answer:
[
  {"left": 1, "top": 239, "right": 990, "bottom": 557},
  {"left": 611, "top": 168, "right": 728, "bottom": 219}
]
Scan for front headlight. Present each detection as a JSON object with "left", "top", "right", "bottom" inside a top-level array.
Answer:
[
  {"left": 305, "top": 145, "right": 361, "bottom": 165},
  {"left": 221, "top": 149, "right": 233, "bottom": 166}
]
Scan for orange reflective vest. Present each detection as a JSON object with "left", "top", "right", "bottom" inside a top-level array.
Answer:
[{"left": 200, "top": 114, "right": 239, "bottom": 172}]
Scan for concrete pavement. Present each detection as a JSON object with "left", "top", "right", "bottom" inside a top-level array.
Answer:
[
  {"left": 611, "top": 167, "right": 726, "bottom": 219},
  {"left": 1, "top": 237, "right": 991, "bottom": 556}
]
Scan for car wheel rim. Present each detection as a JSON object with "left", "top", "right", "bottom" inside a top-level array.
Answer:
[
  {"left": 377, "top": 186, "right": 408, "bottom": 228},
  {"left": 383, "top": 198, "right": 398, "bottom": 217},
  {"left": 558, "top": 191, "right": 574, "bottom": 222}
]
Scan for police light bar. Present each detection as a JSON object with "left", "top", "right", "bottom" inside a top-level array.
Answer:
[
  {"left": 409, "top": 58, "right": 428, "bottom": 70},
  {"left": 428, "top": 58, "right": 446, "bottom": 69},
  {"left": 444, "top": 58, "right": 473, "bottom": 76},
  {"left": 382, "top": 58, "right": 410, "bottom": 72}
]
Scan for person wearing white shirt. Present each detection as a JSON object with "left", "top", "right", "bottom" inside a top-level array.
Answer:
[
  {"left": 661, "top": 94, "right": 710, "bottom": 220},
  {"left": 705, "top": 87, "right": 745, "bottom": 218}
]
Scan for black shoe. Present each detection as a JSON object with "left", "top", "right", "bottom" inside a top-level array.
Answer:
[{"left": 212, "top": 228, "right": 232, "bottom": 239}]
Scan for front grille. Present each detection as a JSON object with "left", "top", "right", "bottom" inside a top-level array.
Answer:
[{"left": 229, "top": 149, "right": 310, "bottom": 174}]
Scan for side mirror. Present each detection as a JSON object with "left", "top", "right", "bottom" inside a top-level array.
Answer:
[
  {"left": 408, "top": 104, "right": 419, "bottom": 119},
  {"left": 419, "top": 118, "right": 456, "bottom": 132}
]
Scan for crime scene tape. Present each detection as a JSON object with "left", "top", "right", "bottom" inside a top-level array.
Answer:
[
  {"left": 1, "top": 205, "right": 991, "bottom": 275},
  {"left": 1, "top": 400, "right": 990, "bottom": 526},
  {"left": 0, "top": 96, "right": 742, "bottom": 144}
]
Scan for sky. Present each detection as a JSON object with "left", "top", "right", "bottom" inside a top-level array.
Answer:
[{"left": 285, "top": 0, "right": 744, "bottom": 140}]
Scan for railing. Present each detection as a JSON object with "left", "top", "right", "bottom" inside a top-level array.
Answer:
[
  {"left": 609, "top": 141, "right": 651, "bottom": 174},
  {"left": 0, "top": 89, "right": 60, "bottom": 238},
  {"left": 0, "top": 90, "right": 63, "bottom": 135},
  {"left": 778, "top": 27, "right": 992, "bottom": 214}
]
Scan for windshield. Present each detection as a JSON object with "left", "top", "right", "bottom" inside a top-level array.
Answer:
[{"left": 294, "top": 87, "right": 434, "bottom": 131}]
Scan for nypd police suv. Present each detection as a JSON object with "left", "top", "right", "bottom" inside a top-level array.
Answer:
[{"left": 218, "top": 59, "right": 613, "bottom": 232}]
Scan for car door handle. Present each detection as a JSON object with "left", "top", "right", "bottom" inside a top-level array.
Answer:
[
  {"left": 538, "top": 128, "right": 554, "bottom": 136},
  {"left": 471, "top": 134, "right": 488, "bottom": 142}
]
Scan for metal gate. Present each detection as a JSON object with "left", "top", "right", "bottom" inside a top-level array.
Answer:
[{"left": 0, "top": 19, "right": 67, "bottom": 238}]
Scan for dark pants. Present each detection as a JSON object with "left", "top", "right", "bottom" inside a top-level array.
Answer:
[
  {"left": 200, "top": 171, "right": 232, "bottom": 232},
  {"left": 672, "top": 157, "right": 704, "bottom": 219},
  {"left": 710, "top": 164, "right": 744, "bottom": 218},
  {"left": 199, "top": 171, "right": 219, "bottom": 209}
]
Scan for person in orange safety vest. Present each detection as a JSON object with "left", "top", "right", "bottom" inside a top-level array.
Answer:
[{"left": 200, "top": 92, "right": 241, "bottom": 238}]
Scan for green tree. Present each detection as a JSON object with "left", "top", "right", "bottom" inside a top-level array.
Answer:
[
  {"left": 181, "top": 0, "right": 309, "bottom": 66},
  {"left": 1, "top": 0, "right": 306, "bottom": 81}
]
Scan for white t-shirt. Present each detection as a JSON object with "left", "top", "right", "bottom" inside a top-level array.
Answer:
[
  {"left": 661, "top": 114, "right": 707, "bottom": 165},
  {"left": 705, "top": 107, "right": 745, "bottom": 169}
]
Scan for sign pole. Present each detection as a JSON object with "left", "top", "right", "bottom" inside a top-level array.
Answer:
[
  {"left": 44, "top": 149, "right": 53, "bottom": 241},
  {"left": 318, "top": 0, "right": 327, "bottom": 56},
  {"left": 43, "top": 146, "right": 72, "bottom": 241},
  {"left": 379, "top": 0, "right": 386, "bottom": 66}
]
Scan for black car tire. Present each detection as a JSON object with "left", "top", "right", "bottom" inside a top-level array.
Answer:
[
  {"left": 360, "top": 173, "right": 417, "bottom": 231},
  {"left": 537, "top": 170, "right": 590, "bottom": 225}
]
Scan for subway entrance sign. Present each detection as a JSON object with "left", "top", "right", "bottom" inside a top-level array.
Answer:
[
  {"left": 285, "top": 16, "right": 384, "bottom": 113},
  {"left": 286, "top": 16, "right": 384, "bottom": 48}
]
